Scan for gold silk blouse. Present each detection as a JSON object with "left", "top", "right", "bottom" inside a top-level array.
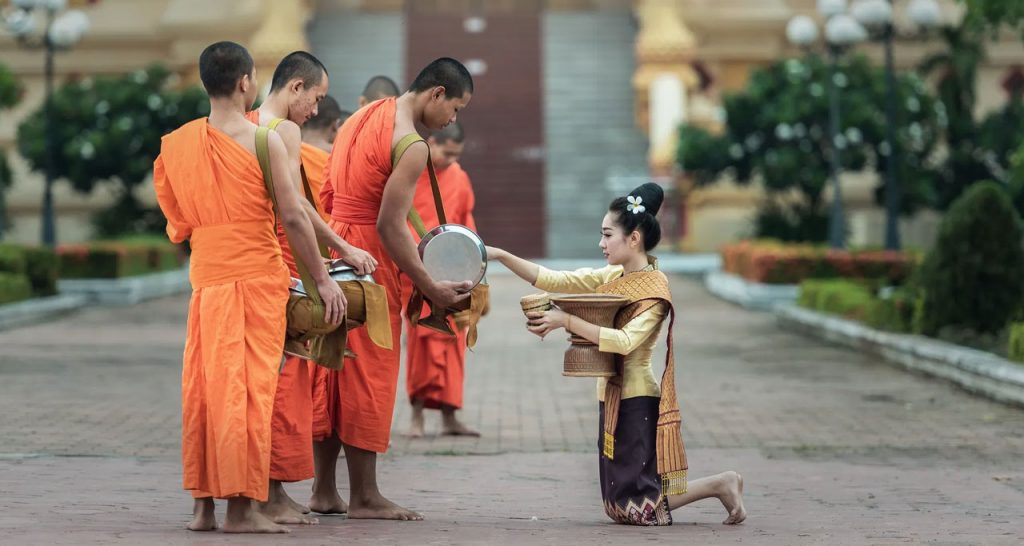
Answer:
[{"left": 534, "top": 264, "right": 666, "bottom": 401}]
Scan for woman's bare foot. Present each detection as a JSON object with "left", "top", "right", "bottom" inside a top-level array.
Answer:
[
  {"left": 348, "top": 492, "right": 423, "bottom": 521},
  {"left": 223, "top": 499, "right": 290, "bottom": 534},
  {"left": 719, "top": 471, "right": 747, "bottom": 525},
  {"left": 308, "top": 489, "right": 348, "bottom": 515},
  {"left": 186, "top": 498, "right": 217, "bottom": 531}
]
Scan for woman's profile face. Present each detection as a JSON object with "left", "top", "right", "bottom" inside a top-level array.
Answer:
[{"left": 599, "top": 212, "right": 638, "bottom": 266}]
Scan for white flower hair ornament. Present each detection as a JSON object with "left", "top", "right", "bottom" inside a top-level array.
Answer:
[{"left": 626, "top": 195, "right": 646, "bottom": 215}]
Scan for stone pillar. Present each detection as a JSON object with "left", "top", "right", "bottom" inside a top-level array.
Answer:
[
  {"left": 249, "top": 0, "right": 313, "bottom": 96},
  {"left": 632, "top": 0, "right": 699, "bottom": 250}
]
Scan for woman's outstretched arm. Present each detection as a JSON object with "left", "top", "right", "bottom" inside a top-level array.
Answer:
[{"left": 487, "top": 246, "right": 540, "bottom": 285}]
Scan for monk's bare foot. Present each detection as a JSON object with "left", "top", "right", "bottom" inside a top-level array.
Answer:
[
  {"left": 441, "top": 408, "right": 480, "bottom": 437},
  {"left": 308, "top": 489, "right": 348, "bottom": 515},
  {"left": 186, "top": 498, "right": 217, "bottom": 531},
  {"left": 348, "top": 493, "right": 423, "bottom": 521},
  {"left": 719, "top": 471, "right": 747, "bottom": 525},
  {"left": 223, "top": 499, "right": 290, "bottom": 534},
  {"left": 441, "top": 420, "right": 480, "bottom": 437},
  {"left": 287, "top": 494, "right": 311, "bottom": 515},
  {"left": 258, "top": 498, "right": 319, "bottom": 525},
  {"left": 408, "top": 401, "right": 425, "bottom": 438},
  {"left": 408, "top": 415, "right": 425, "bottom": 438}
]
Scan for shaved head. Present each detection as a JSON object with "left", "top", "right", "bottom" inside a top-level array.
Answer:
[
  {"left": 305, "top": 95, "right": 342, "bottom": 132},
  {"left": 199, "top": 41, "right": 253, "bottom": 98},
  {"left": 270, "top": 51, "right": 328, "bottom": 93},
  {"left": 410, "top": 58, "right": 473, "bottom": 99},
  {"left": 361, "top": 75, "right": 400, "bottom": 102}
]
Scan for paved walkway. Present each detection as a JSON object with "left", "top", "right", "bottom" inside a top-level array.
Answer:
[{"left": 1, "top": 273, "right": 1022, "bottom": 545}]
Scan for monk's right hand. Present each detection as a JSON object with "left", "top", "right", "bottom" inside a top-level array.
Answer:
[
  {"left": 430, "top": 280, "right": 473, "bottom": 309},
  {"left": 316, "top": 277, "right": 347, "bottom": 325}
]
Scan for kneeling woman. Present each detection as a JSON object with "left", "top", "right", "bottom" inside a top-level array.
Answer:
[{"left": 487, "top": 183, "right": 746, "bottom": 526}]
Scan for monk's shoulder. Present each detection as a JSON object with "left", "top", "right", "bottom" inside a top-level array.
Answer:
[
  {"left": 161, "top": 118, "right": 206, "bottom": 149},
  {"left": 273, "top": 120, "right": 302, "bottom": 146}
]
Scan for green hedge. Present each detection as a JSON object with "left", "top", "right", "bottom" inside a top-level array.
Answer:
[
  {"left": 0, "top": 244, "right": 58, "bottom": 300},
  {"left": 0, "top": 244, "right": 27, "bottom": 276},
  {"left": 0, "top": 272, "right": 32, "bottom": 305},
  {"left": 798, "top": 280, "right": 914, "bottom": 333},
  {"left": 1008, "top": 323, "right": 1024, "bottom": 364},
  {"left": 22, "top": 247, "right": 58, "bottom": 297}
]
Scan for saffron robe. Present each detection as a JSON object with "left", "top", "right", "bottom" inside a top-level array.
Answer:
[
  {"left": 401, "top": 161, "right": 477, "bottom": 409},
  {"left": 320, "top": 97, "right": 403, "bottom": 453},
  {"left": 154, "top": 118, "right": 289, "bottom": 501},
  {"left": 244, "top": 110, "right": 317, "bottom": 483}
]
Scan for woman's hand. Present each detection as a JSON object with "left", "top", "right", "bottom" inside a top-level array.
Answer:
[{"left": 525, "top": 308, "right": 569, "bottom": 339}]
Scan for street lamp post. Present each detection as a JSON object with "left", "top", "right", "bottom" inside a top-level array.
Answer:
[
  {"left": 3, "top": 0, "right": 90, "bottom": 248},
  {"left": 787, "top": 1, "right": 868, "bottom": 249},
  {"left": 851, "top": 0, "right": 942, "bottom": 251}
]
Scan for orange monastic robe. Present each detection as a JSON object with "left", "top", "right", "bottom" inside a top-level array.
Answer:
[
  {"left": 301, "top": 144, "right": 331, "bottom": 223},
  {"left": 299, "top": 143, "right": 336, "bottom": 441},
  {"left": 318, "top": 97, "right": 402, "bottom": 453},
  {"left": 242, "top": 110, "right": 317, "bottom": 483},
  {"left": 401, "top": 162, "right": 477, "bottom": 409},
  {"left": 154, "top": 118, "right": 289, "bottom": 501}
]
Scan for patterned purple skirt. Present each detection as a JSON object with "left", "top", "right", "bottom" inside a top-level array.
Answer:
[{"left": 599, "top": 396, "right": 672, "bottom": 525}]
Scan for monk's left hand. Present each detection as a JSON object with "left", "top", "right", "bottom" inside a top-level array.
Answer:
[
  {"left": 316, "top": 276, "right": 347, "bottom": 325},
  {"left": 334, "top": 242, "right": 378, "bottom": 276},
  {"left": 526, "top": 308, "right": 567, "bottom": 339}
]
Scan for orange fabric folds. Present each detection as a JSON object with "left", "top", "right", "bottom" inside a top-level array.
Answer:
[
  {"left": 320, "top": 98, "right": 402, "bottom": 453},
  {"left": 404, "top": 161, "right": 477, "bottom": 409},
  {"left": 154, "top": 118, "right": 289, "bottom": 501}
]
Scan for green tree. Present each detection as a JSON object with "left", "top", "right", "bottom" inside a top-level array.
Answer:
[
  {"left": 16, "top": 64, "right": 209, "bottom": 238},
  {"left": 914, "top": 181, "right": 1024, "bottom": 336},
  {"left": 962, "top": 0, "right": 1024, "bottom": 36},
  {"left": 917, "top": 25, "right": 998, "bottom": 208},
  {"left": 0, "top": 63, "right": 25, "bottom": 239},
  {"left": 678, "top": 54, "right": 944, "bottom": 242}
]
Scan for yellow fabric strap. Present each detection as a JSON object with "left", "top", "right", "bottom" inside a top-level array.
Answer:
[{"left": 266, "top": 118, "right": 329, "bottom": 258}]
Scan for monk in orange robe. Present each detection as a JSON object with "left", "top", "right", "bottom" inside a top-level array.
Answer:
[
  {"left": 311, "top": 58, "right": 474, "bottom": 521},
  {"left": 301, "top": 96, "right": 350, "bottom": 457},
  {"left": 358, "top": 75, "right": 400, "bottom": 108},
  {"left": 153, "top": 41, "right": 344, "bottom": 534},
  {"left": 401, "top": 121, "right": 480, "bottom": 438},
  {"left": 319, "top": 76, "right": 398, "bottom": 221},
  {"left": 245, "top": 52, "right": 376, "bottom": 525}
]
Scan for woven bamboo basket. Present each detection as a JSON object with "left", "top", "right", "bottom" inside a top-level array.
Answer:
[{"left": 550, "top": 294, "right": 629, "bottom": 377}]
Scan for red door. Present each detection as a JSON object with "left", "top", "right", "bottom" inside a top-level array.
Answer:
[{"left": 406, "top": 10, "right": 546, "bottom": 257}]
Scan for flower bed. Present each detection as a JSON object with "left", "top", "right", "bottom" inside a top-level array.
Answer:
[
  {"left": 721, "top": 240, "right": 916, "bottom": 285},
  {"left": 57, "top": 239, "right": 185, "bottom": 280}
]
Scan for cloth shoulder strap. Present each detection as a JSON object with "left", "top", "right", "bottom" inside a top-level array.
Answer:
[
  {"left": 392, "top": 133, "right": 447, "bottom": 237},
  {"left": 255, "top": 126, "right": 323, "bottom": 307}
]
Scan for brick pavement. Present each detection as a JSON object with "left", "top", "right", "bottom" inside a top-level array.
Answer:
[{"left": 0, "top": 273, "right": 1022, "bottom": 544}]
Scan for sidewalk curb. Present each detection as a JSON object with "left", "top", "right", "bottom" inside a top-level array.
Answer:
[
  {"left": 776, "top": 303, "right": 1024, "bottom": 408},
  {"left": 57, "top": 266, "right": 190, "bottom": 306},
  {"left": 0, "top": 294, "right": 91, "bottom": 332},
  {"left": 704, "top": 271, "right": 799, "bottom": 310}
]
